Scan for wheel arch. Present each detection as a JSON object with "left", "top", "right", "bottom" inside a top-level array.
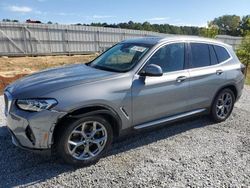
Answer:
[
  {"left": 51, "top": 104, "right": 122, "bottom": 147},
  {"left": 211, "top": 84, "right": 238, "bottom": 108}
]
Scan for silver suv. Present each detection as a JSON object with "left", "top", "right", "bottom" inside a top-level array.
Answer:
[{"left": 4, "top": 36, "right": 245, "bottom": 166}]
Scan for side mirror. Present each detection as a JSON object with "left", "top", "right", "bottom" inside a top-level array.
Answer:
[{"left": 139, "top": 64, "right": 163, "bottom": 77}]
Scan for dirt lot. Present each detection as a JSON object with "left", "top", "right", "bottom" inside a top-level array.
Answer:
[
  {"left": 0, "top": 86, "right": 249, "bottom": 187},
  {"left": 0, "top": 55, "right": 97, "bottom": 93}
]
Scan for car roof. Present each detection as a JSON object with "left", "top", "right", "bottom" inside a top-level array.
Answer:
[
  {"left": 122, "top": 36, "right": 163, "bottom": 45},
  {"left": 122, "top": 35, "right": 231, "bottom": 48}
]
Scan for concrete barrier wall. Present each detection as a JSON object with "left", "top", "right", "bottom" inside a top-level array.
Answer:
[
  {"left": 0, "top": 22, "right": 242, "bottom": 56},
  {"left": 0, "top": 22, "right": 167, "bottom": 56},
  {"left": 215, "top": 35, "right": 242, "bottom": 50}
]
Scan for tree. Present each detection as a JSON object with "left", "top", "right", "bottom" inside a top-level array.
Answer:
[
  {"left": 2, "top": 19, "right": 11, "bottom": 22},
  {"left": 240, "top": 15, "right": 250, "bottom": 36},
  {"left": 199, "top": 25, "right": 219, "bottom": 38},
  {"left": 210, "top": 15, "right": 241, "bottom": 36},
  {"left": 142, "top": 22, "right": 153, "bottom": 31},
  {"left": 236, "top": 33, "right": 250, "bottom": 76},
  {"left": 88, "top": 15, "right": 249, "bottom": 37},
  {"left": 2, "top": 19, "right": 19, "bottom": 22}
]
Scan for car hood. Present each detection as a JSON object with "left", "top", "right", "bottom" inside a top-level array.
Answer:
[{"left": 6, "top": 64, "right": 117, "bottom": 98}]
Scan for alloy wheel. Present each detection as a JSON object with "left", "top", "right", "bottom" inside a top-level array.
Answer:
[
  {"left": 67, "top": 121, "right": 108, "bottom": 160},
  {"left": 216, "top": 92, "right": 233, "bottom": 119}
]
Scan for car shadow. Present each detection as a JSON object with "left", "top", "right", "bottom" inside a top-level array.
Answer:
[{"left": 0, "top": 115, "right": 213, "bottom": 187}]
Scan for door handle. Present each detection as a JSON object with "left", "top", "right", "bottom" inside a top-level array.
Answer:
[
  {"left": 176, "top": 76, "right": 187, "bottom": 83},
  {"left": 216, "top": 70, "right": 223, "bottom": 75}
]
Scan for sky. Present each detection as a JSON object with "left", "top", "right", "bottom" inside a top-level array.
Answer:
[{"left": 0, "top": 0, "right": 249, "bottom": 27}]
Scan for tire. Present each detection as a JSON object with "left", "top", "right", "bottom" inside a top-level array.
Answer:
[
  {"left": 56, "top": 115, "right": 113, "bottom": 166},
  {"left": 210, "top": 88, "right": 235, "bottom": 123}
]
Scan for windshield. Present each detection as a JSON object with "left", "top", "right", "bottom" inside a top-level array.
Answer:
[{"left": 89, "top": 43, "right": 151, "bottom": 72}]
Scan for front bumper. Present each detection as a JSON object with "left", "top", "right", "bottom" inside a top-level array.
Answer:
[
  {"left": 5, "top": 92, "right": 66, "bottom": 150},
  {"left": 8, "top": 128, "right": 51, "bottom": 154}
]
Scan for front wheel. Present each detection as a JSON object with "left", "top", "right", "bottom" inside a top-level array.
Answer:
[
  {"left": 210, "top": 88, "right": 235, "bottom": 122},
  {"left": 56, "top": 116, "right": 113, "bottom": 166}
]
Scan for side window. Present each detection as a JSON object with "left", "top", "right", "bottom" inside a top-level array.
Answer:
[
  {"left": 147, "top": 43, "right": 185, "bottom": 73},
  {"left": 190, "top": 43, "right": 210, "bottom": 68},
  {"left": 213, "top": 45, "right": 231, "bottom": 63},
  {"left": 209, "top": 45, "right": 218, "bottom": 65}
]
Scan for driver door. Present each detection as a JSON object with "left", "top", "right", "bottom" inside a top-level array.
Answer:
[{"left": 132, "top": 42, "right": 190, "bottom": 126}]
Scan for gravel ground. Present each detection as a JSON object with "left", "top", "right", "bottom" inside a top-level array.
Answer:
[{"left": 0, "top": 86, "right": 250, "bottom": 187}]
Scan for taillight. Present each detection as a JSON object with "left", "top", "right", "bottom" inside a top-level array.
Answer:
[{"left": 241, "top": 64, "right": 246, "bottom": 75}]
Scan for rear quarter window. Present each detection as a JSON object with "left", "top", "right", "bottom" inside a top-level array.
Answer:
[
  {"left": 190, "top": 43, "right": 210, "bottom": 68},
  {"left": 213, "top": 45, "right": 231, "bottom": 63}
]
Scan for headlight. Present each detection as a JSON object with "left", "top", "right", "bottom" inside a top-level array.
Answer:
[{"left": 16, "top": 99, "right": 58, "bottom": 112}]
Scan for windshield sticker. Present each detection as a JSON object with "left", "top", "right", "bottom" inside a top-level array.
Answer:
[{"left": 131, "top": 46, "right": 147, "bottom": 52}]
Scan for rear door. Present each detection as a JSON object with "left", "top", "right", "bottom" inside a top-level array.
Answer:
[{"left": 187, "top": 42, "right": 227, "bottom": 110}]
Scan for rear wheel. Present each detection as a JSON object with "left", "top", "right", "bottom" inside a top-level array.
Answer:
[
  {"left": 56, "top": 116, "right": 113, "bottom": 166},
  {"left": 211, "top": 88, "right": 235, "bottom": 122}
]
